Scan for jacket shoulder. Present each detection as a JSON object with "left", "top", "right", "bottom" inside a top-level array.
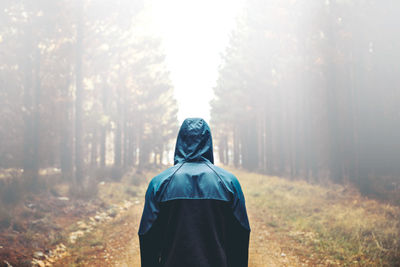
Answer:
[
  {"left": 147, "top": 164, "right": 182, "bottom": 193},
  {"left": 210, "top": 165, "right": 250, "bottom": 231},
  {"left": 210, "top": 165, "right": 240, "bottom": 186}
]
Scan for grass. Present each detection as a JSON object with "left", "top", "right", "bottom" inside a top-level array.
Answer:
[
  {"left": 6, "top": 166, "right": 397, "bottom": 266},
  {"left": 61, "top": 170, "right": 152, "bottom": 266},
  {"left": 231, "top": 168, "right": 400, "bottom": 266}
]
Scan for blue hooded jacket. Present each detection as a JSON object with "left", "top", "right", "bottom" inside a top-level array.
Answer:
[{"left": 138, "top": 118, "right": 250, "bottom": 267}]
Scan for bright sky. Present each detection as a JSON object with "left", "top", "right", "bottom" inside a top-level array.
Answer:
[{"left": 149, "top": 0, "right": 244, "bottom": 123}]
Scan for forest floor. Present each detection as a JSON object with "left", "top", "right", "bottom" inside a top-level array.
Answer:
[{"left": 1, "top": 167, "right": 399, "bottom": 266}]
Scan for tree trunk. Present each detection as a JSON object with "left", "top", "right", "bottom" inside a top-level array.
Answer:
[
  {"left": 91, "top": 130, "right": 98, "bottom": 166},
  {"left": 233, "top": 126, "right": 240, "bottom": 168},
  {"left": 114, "top": 119, "right": 122, "bottom": 167},
  {"left": 22, "top": 31, "right": 34, "bottom": 179},
  {"left": 100, "top": 126, "right": 106, "bottom": 167},
  {"left": 23, "top": 34, "right": 40, "bottom": 186},
  {"left": 100, "top": 85, "right": 108, "bottom": 167},
  {"left": 74, "top": 1, "right": 84, "bottom": 186}
]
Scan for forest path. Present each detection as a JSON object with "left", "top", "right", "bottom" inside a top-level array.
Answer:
[
  {"left": 112, "top": 171, "right": 315, "bottom": 267},
  {"left": 54, "top": 168, "right": 314, "bottom": 267},
  {"left": 109, "top": 205, "right": 308, "bottom": 267},
  {"left": 83, "top": 199, "right": 307, "bottom": 267}
]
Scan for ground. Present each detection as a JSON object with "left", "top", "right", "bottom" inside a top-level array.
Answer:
[
  {"left": 52, "top": 191, "right": 309, "bottom": 267},
  {"left": 1, "top": 167, "right": 399, "bottom": 266}
]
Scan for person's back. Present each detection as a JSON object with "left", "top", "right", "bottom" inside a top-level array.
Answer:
[{"left": 138, "top": 118, "right": 250, "bottom": 267}]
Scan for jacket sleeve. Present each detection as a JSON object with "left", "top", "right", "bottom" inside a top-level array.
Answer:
[
  {"left": 227, "top": 177, "right": 251, "bottom": 267},
  {"left": 138, "top": 182, "right": 162, "bottom": 267}
]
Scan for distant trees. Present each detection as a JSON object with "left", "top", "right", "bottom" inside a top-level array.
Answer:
[
  {"left": 0, "top": 1, "right": 178, "bottom": 189},
  {"left": 211, "top": 0, "right": 400, "bottom": 201}
]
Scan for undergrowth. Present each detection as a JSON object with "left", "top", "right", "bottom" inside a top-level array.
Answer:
[{"left": 233, "top": 168, "right": 400, "bottom": 266}]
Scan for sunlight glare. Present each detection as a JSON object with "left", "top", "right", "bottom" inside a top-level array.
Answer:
[{"left": 150, "top": 0, "right": 244, "bottom": 122}]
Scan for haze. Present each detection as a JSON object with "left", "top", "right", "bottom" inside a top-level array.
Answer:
[
  {"left": 150, "top": 0, "right": 244, "bottom": 122},
  {"left": 0, "top": 0, "right": 399, "bottom": 266}
]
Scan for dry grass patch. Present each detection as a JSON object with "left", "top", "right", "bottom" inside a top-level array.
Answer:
[{"left": 230, "top": 168, "right": 400, "bottom": 266}]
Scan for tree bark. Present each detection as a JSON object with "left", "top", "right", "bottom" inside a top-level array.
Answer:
[{"left": 74, "top": 1, "right": 84, "bottom": 186}]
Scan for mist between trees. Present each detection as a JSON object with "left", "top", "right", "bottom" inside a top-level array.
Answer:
[
  {"left": 210, "top": 0, "right": 400, "bottom": 203},
  {"left": 1, "top": 1, "right": 400, "bottom": 266},
  {"left": 0, "top": 0, "right": 399, "bottom": 205},
  {"left": 0, "top": 0, "right": 178, "bottom": 196}
]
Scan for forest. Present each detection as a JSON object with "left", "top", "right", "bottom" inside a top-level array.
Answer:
[
  {"left": 0, "top": 0, "right": 178, "bottom": 194},
  {"left": 0, "top": 0, "right": 399, "bottom": 266},
  {"left": 212, "top": 0, "right": 400, "bottom": 202}
]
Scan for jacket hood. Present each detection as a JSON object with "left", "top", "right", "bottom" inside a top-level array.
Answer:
[{"left": 174, "top": 118, "right": 214, "bottom": 165}]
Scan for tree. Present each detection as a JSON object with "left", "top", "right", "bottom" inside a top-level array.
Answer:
[{"left": 211, "top": 0, "right": 400, "bottom": 201}]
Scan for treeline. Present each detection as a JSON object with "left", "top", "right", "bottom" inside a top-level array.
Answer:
[
  {"left": 0, "top": 0, "right": 178, "bottom": 190},
  {"left": 211, "top": 0, "right": 400, "bottom": 201}
]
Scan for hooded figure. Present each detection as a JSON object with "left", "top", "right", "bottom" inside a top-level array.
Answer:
[{"left": 138, "top": 118, "right": 250, "bottom": 267}]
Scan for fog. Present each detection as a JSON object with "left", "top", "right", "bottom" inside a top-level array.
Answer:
[
  {"left": 211, "top": 0, "right": 400, "bottom": 198},
  {"left": 0, "top": 0, "right": 400, "bottom": 265},
  {"left": 150, "top": 0, "right": 243, "bottom": 122}
]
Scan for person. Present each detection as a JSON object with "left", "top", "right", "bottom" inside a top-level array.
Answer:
[{"left": 138, "top": 118, "right": 250, "bottom": 267}]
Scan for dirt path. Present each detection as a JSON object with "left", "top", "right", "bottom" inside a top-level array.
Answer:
[
  {"left": 55, "top": 203, "right": 305, "bottom": 267},
  {"left": 58, "top": 201, "right": 311, "bottom": 266},
  {"left": 53, "top": 172, "right": 316, "bottom": 267},
  {"left": 101, "top": 200, "right": 310, "bottom": 267},
  {"left": 69, "top": 205, "right": 291, "bottom": 267},
  {"left": 9, "top": 168, "right": 397, "bottom": 266}
]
